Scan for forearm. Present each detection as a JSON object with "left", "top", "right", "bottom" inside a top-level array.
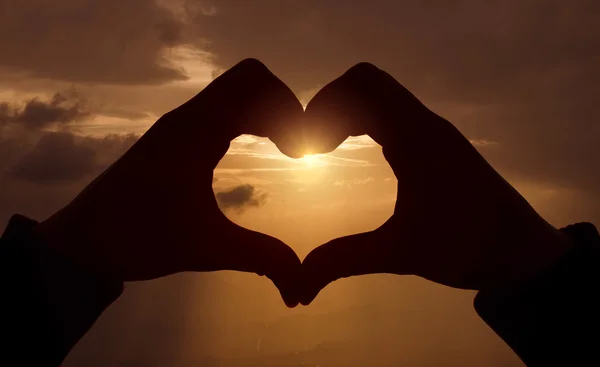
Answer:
[
  {"left": 1, "top": 215, "right": 124, "bottom": 366},
  {"left": 474, "top": 222, "right": 600, "bottom": 367}
]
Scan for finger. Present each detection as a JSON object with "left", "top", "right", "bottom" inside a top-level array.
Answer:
[
  {"left": 172, "top": 58, "right": 305, "bottom": 147},
  {"left": 196, "top": 221, "right": 302, "bottom": 308},
  {"left": 228, "top": 226, "right": 302, "bottom": 308},
  {"left": 300, "top": 226, "right": 404, "bottom": 306},
  {"left": 304, "top": 62, "right": 433, "bottom": 152},
  {"left": 293, "top": 63, "right": 389, "bottom": 154},
  {"left": 129, "top": 60, "right": 292, "bottom": 172}
]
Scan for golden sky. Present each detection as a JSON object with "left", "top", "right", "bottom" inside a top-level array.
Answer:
[{"left": 1, "top": 1, "right": 599, "bottom": 366}]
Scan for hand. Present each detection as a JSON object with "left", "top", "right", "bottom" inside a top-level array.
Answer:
[
  {"left": 301, "top": 63, "right": 573, "bottom": 304},
  {"left": 34, "top": 59, "right": 304, "bottom": 307}
]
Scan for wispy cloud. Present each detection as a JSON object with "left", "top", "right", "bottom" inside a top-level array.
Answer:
[
  {"left": 215, "top": 167, "right": 301, "bottom": 174},
  {"left": 323, "top": 155, "right": 372, "bottom": 166},
  {"left": 337, "top": 136, "right": 379, "bottom": 150},
  {"left": 470, "top": 139, "right": 499, "bottom": 147},
  {"left": 333, "top": 177, "right": 375, "bottom": 187},
  {"left": 225, "top": 135, "right": 376, "bottom": 170}
]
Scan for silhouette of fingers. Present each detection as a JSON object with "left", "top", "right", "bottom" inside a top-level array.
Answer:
[
  {"left": 193, "top": 222, "right": 302, "bottom": 307},
  {"left": 229, "top": 227, "right": 302, "bottom": 308},
  {"left": 304, "top": 62, "right": 432, "bottom": 153},
  {"left": 168, "top": 58, "right": 304, "bottom": 150},
  {"left": 300, "top": 227, "right": 406, "bottom": 305}
]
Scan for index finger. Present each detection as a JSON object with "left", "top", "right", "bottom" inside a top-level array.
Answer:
[
  {"left": 303, "top": 63, "right": 434, "bottom": 153},
  {"left": 159, "top": 59, "right": 307, "bottom": 159}
]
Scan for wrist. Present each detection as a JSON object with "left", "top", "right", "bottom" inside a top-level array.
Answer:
[
  {"left": 473, "top": 222, "right": 600, "bottom": 365},
  {"left": 1, "top": 214, "right": 124, "bottom": 365},
  {"left": 35, "top": 207, "right": 124, "bottom": 281},
  {"left": 489, "top": 221, "right": 575, "bottom": 290},
  {"left": 517, "top": 226, "right": 574, "bottom": 284},
  {"left": 4, "top": 214, "right": 124, "bottom": 294},
  {"left": 476, "top": 221, "right": 600, "bottom": 298}
]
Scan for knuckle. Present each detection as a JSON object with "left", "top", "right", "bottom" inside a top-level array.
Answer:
[
  {"left": 344, "top": 62, "right": 381, "bottom": 77},
  {"left": 232, "top": 58, "right": 271, "bottom": 76}
]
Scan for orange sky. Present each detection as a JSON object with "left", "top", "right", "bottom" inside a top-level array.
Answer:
[{"left": 213, "top": 135, "right": 395, "bottom": 257}]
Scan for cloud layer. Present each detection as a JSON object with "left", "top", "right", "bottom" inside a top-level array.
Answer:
[
  {"left": 215, "top": 184, "right": 268, "bottom": 213},
  {"left": 0, "top": 92, "right": 89, "bottom": 130},
  {"left": 0, "top": 92, "right": 138, "bottom": 226},
  {"left": 0, "top": 0, "right": 188, "bottom": 84}
]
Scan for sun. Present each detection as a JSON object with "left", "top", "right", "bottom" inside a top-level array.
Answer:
[
  {"left": 299, "top": 153, "right": 325, "bottom": 168},
  {"left": 290, "top": 153, "right": 329, "bottom": 184}
]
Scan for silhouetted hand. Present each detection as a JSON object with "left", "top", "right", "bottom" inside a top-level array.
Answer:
[
  {"left": 301, "top": 63, "right": 573, "bottom": 304},
  {"left": 34, "top": 59, "right": 303, "bottom": 306}
]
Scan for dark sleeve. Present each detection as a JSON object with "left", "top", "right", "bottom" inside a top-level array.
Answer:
[
  {"left": 0, "top": 214, "right": 124, "bottom": 367},
  {"left": 474, "top": 222, "right": 600, "bottom": 367}
]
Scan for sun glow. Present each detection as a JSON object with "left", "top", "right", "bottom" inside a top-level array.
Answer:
[{"left": 299, "top": 153, "right": 326, "bottom": 168}]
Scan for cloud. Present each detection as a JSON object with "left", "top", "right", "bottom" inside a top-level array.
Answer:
[
  {"left": 337, "top": 136, "right": 379, "bottom": 151},
  {"left": 8, "top": 132, "right": 138, "bottom": 184},
  {"left": 186, "top": 1, "right": 599, "bottom": 101},
  {"left": 0, "top": 91, "right": 138, "bottom": 183},
  {"left": 0, "top": 0, "right": 188, "bottom": 85},
  {"left": 215, "top": 184, "right": 268, "bottom": 213},
  {"left": 0, "top": 91, "right": 95, "bottom": 174},
  {"left": 0, "top": 130, "right": 138, "bottom": 226},
  {"left": 10, "top": 132, "right": 95, "bottom": 183},
  {"left": 333, "top": 177, "right": 375, "bottom": 188},
  {"left": 0, "top": 92, "right": 89, "bottom": 130},
  {"left": 469, "top": 139, "right": 499, "bottom": 148},
  {"left": 0, "top": 131, "right": 139, "bottom": 227},
  {"left": 0, "top": 91, "right": 140, "bottom": 226}
]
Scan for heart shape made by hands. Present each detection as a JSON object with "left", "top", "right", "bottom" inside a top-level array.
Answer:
[
  {"left": 37, "top": 58, "right": 565, "bottom": 312},
  {"left": 205, "top": 62, "right": 403, "bottom": 306},
  {"left": 208, "top": 60, "right": 567, "bottom": 308}
]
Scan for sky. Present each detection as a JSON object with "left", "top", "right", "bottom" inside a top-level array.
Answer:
[{"left": 1, "top": 1, "right": 599, "bottom": 366}]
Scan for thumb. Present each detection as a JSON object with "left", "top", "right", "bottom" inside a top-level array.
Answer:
[
  {"left": 204, "top": 223, "right": 302, "bottom": 308},
  {"left": 300, "top": 228, "right": 399, "bottom": 306}
]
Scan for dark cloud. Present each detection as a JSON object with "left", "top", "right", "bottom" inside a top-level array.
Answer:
[
  {"left": 0, "top": 91, "right": 139, "bottom": 226},
  {"left": 215, "top": 184, "right": 268, "bottom": 212},
  {"left": 0, "top": 92, "right": 89, "bottom": 130},
  {"left": 0, "top": 91, "right": 93, "bottom": 174},
  {"left": 187, "top": 1, "right": 599, "bottom": 101},
  {"left": 0, "top": 0, "right": 188, "bottom": 85},
  {"left": 8, "top": 132, "right": 138, "bottom": 184},
  {"left": 155, "top": 18, "right": 184, "bottom": 45},
  {"left": 10, "top": 132, "right": 96, "bottom": 183},
  {"left": 0, "top": 131, "right": 138, "bottom": 227}
]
